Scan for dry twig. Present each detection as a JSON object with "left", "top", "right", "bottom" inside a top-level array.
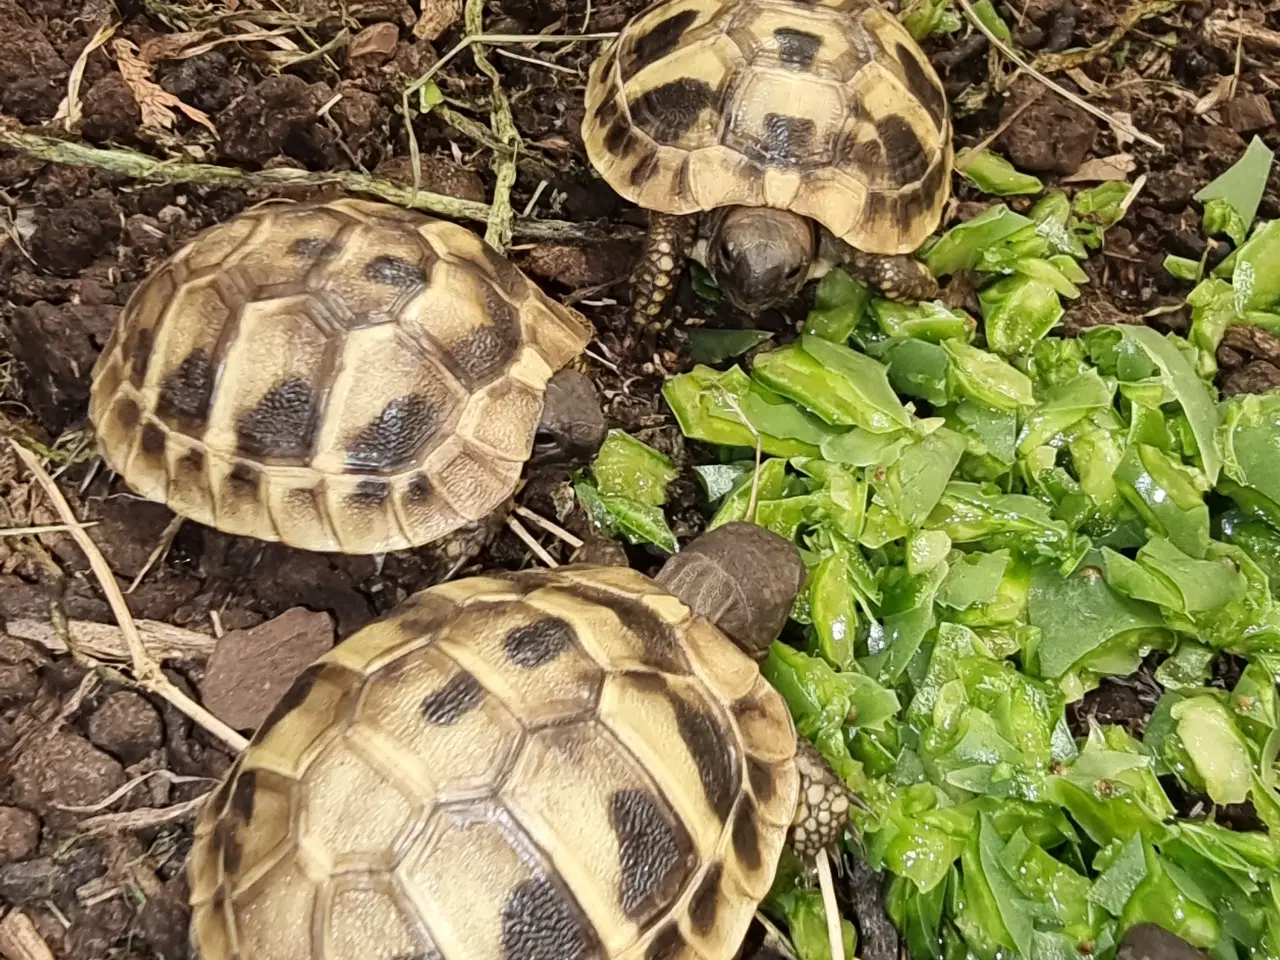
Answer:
[
  {"left": 506, "top": 515, "right": 559, "bottom": 567},
  {"left": 10, "top": 441, "right": 248, "bottom": 753},
  {"left": 7, "top": 615, "right": 217, "bottom": 661},
  {"left": 0, "top": 912, "right": 56, "bottom": 960}
]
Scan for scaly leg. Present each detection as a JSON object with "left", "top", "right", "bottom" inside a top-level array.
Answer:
[
  {"left": 826, "top": 234, "right": 940, "bottom": 303},
  {"left": 790, "top": 739, "right": 862, "bottom": 859},
  {"left": 629, "top": 212, "right": 697, "bottom": 332}
]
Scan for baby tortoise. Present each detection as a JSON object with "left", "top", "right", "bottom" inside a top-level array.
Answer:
[
  {"left": 188, "top": 522, "right": 856, "bottom": 960},
  {"left": 89, "top": 199, "right": 605, "bottom": 558},
  {"left": 582, "top": 0, "right": 953, "bottom": 327}
]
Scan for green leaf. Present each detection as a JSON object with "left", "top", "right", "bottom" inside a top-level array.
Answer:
[
  {"left": 1088, "top": 833, "right": 1149, "bottom": 916},
  {"left": 1028, "top": 559, "right": 1167, "bottom": 678},
  {"left": 810, "top": 549, "right": 859, "bottom": 669},
  {"left": 766, "top": 885, "right": 856, "bottom": 960},
  {"left": 942, "top": 339, "right": 1037, "bottom": 411},
  {"left": 573, "top": 477, "right": 678, "bottom": 553},
  {"left": 969, "top": 0, "right": 1012, "bottom": 43},
  {"left": 980, "top": 275, "right": 1065, "bottom": 356},
  {"left": 907, "top": 529, "right": 952, "bottom": 575},
  {"left": 1202, "top": 197, "right": 1249, "bottom": 246},
  {"left": 819, "top": 427, "right": 912, "bottom": 467},
  {"left": 592, "top": 430, "right": 676, "bottom": 506},
  {"left": 1172, "top": 695, "right": 1254, "bottom": 805},
  {"left": 1017, "top": 370, "right": 1114, "bottom": 456},
  {"left": 937, "top": 550, "right": 1012, "bottom": 611},
  {"left": 923, "top": 206, "right": 1035, "bottom": 277},
  {"left": 1193, "top": 134, "right": 1275, "bottom": 229},
  {"left": 1106, "top": 326, "right": 1223, "bottom": 484},
  {"left": 958, "top": 149, "right": 1043, "bottom": 195},
  {"left": 686, "top": 328, "right": 774, "bottom": 364},
  {"left": 870, "top": 298, "right": 976, "bottom": 343},
  {"left": 1114, "top": 444, "right": 1211, "bottom": 559},
  {"left": 418, "top": 79, "right": 444, "bottom": 112},
  {"left": 883, "top": 338, "right": 952, "bottom": 405},
  {"left": 1219, "top": 391, "right": 1280, "bottom": 519},
  {"left": 804, "top": 268, "right": 872, "bottom": 342},
  {"left": 692, "top": 462, "right": 752, "bottom": 503},
  {"left": 1231, "top": 219, "right": 1280, "bottom": 312},
  {"left": 1164, "top": 254, "right": 1202, "bottom": 283},
  {"left": 752, "top": 339, "right": 912, "bottom": 433},
  {"left": 1154, "top": 641, "right": 1217, "bottom": 691},
  {"left": 1135, "top": 536, "right": 1248, "bottom": 614},
  {"left": 873, "top": 427, "right": 968, "bottom": 528}
]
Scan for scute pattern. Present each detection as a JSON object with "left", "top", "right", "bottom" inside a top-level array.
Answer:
[
  {"left": 89, "top": 199, "right": 592, "bottom": 555},
  {"left": 582, "top": 0, "right": 952, "bottom": 254},
  {"left": 190, "top": 566, "right": 800, "bottom": 960}
]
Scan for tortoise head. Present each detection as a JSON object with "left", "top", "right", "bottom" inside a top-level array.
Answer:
[
  {"left": 655, "top": 522, "right": 805, "bottom": 658},
  {"left": 706, "top": 206, "right": 816, "bottom": 315},
  {"left": 530, "top": 368, "right": 607, "bottom": 468}
]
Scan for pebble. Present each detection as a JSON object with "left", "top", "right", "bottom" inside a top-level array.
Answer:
[
  {"left": 0, "top": 806, "right": 40, "bottom": 865},
  {"left": 88, "top": 691, "right": 164, "bottom": 766}
]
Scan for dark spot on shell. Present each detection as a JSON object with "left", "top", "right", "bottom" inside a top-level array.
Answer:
[
  {"left": 177, "top": 449, "right": 205, "bottom": 476},
  {"left": 345, "top": 395, "right": 443, "bottom": 472},
  {"left": 747, "top": 757, "right": 775, "bottom": 804},
  {"left": 216, "top": 820, "right": 244, "bottom": 875},
  {"left": 210, "top": 765, "right": 237, "bottom": 812},
  {"left": 731, "top": 796, "right": 761, "bottom": 870},
  {"left": 348, "top": 479, "right": 389, "bottom": 507},
  {"left": 876, "top": 115, "right": 930, "bottom": 185},
  {"left": 114, "top": 397, "right": 141, "bottom": 430},
  {"left": 226, "top": 462, "right": 261, "bottom": 500},
  {"left": 919, "top": 157, "right": 947, "bottom": 207},
  {"left": 405, "top": 472, "right": 433, "bottom": 503},
  {"left": 609, "top": 789, "right": 695, "bottom": 921},
  {"left": 603, "top": 117, "right": 635, "bottom": 157},
  {"left": 290, "top": 237, "right": 342, "bottom": 261},
  {"left": 674, "top": 156, "right": 695, "bottom": 198},
  {"left": 669, "top": 692, "right": 738, "bottom": 820},
  {"left": 548, "top": 585, "right": 689, "bottom": 673},
  {"left": 449, "top": 289, "right": 521, "bottom": 388},
  {"left": 755, "top": 114, "right": 818, "bottom": 165},
  {"left": 645, "top": 924, "right": 687, "bottom": 960},
  {"left": 630, "top": 79, "right": 717, "bottom": 144},
  {"left": 421, "top": 672, "right": 484, "bottom": 724},
  {"left": 156, "top": 348, "right": 215, "bottom": 427},
  {"left": 625, "top": 9, "right": 699, "bottom": 74},
  {"left": 689, "top": 864, "right": 723, "bottom": 935},
  {"left": 140, "top": 422, "right": 167, "bottom": 459},
  {"left": 838, "top": 134, "right": 888, "bottom": 176},
  {"left": 479, "top": 241, "right": 528, "bottom": 297},
  {"left": 773, "top": 28, "right": 823, "bottom": 68},
  {"left": 236, "top": 377, "right": 317, "bottom": 461},
  {"left": 230, "top": 770, "right": 257, "bottom": 823},
  {"left": 364, "top": 255, "right": 428, "bottom": 291},
  {"left": 896, "top": 42, "right": 947, "bottom": 126},
  {"left": 592, "top": 95, "right": 620, "bottom": 130},
  {"left": 499, "top": 876, "right": 601, "bottom": 960},
  {"left": 128, "top": 327, "right": 154, "bottom": 386},
  {"left": 256, "top": 663, "right": 327, "bottom": 740},
  {"left": 630, "top": 148, "right": 663, "bottom": 187},
  {"left": 504, "top": 617, "right": 576, "bottom": 668}
]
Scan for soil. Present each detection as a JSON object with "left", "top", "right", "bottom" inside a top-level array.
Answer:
[{"left": 2, "top": 0, "right": 1279, "bottom": 956}]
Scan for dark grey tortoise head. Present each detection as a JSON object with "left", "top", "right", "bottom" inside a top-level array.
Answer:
[
  {"left": 1118, "top": 925, "right": 1212, "bottom": 960},
  {"left": 530, "top": 368, "right": 606, "bottom": 467},
  {"left": 656, "top": 521, "right": 805, "bottom": 658}
]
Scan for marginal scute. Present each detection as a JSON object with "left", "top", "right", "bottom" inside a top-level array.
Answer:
[
  {"left": 187, "top": 565, "right": 800, "bottom": 960},
  {"left": 87, "top": 199, "right": 592, "bottom": 555}
]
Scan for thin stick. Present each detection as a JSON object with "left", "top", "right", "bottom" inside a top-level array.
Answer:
[
  {"left": 0, "top": 521, "right": 100, "bottom": 536},
  {"left": 126, "top": 513, "right": 184, "bottom": 594},
  {"left": 506, "top": 515, "right": 559, "bottom": 567},
  {"left": 955, "top": 0, "right": 1163, "bottom": 151},
  {"left": 815, "top": 849, "right": 845, "bottom": 960},
  {"left": 10, "top": 441, "right": 249, "bottom": 754},
  {"left": 513, "top": 504, "right": 584, "bottom": 548},
  {"left": 0, "top": 128, "right": 635, "bottom": 242}
]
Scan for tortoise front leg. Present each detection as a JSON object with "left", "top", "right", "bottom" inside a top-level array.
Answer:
[
  {"left": 825, "top": 234, "right": 940, "bottom": 303},
  {"left": 790, "top": 739, "right": 860, "bottom": 859},
  {"left": 629, "top": 211, "right": 697, "bottom": 332}
]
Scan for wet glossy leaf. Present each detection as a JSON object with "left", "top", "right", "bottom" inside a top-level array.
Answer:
[
  {"left": 686, "top": 328, "right": 774, "bottom": 364},
  {"left": 923, "top": 205, "right": 1035, "bottom": 277},
  {"left": 1193, "top": 134, "right": 1274, "bottom": 230},
  {"left": 958, "top": 149, "right": 1043, "bottom": 195},
  {"left": 591, "top": 429, "right": 675, "bottom": 506}
]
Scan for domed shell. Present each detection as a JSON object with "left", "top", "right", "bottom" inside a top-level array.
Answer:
[
  {"left": 188, "top": 564, "right": 800, "bottom": 960},
  {"left": 582, "top": 0, "right": 953, "bottom": 256},
  {"left": 88, "top": 199, "right": 593, "bottom": 555}
]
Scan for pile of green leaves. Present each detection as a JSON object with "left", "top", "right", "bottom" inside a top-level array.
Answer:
[{"left": 581, "top": 172, "right": 1280, "bottom": 957}]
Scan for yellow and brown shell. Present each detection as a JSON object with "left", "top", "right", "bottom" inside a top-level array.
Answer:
[
  {"left": 88, "top": 199, "right": 592, "bottom": 555},
  {"left": 188, "top": 564, "right": 800, "bottom": 960},
  {"left": 582, "top": 0, "right": 953, "bottom": 256}
]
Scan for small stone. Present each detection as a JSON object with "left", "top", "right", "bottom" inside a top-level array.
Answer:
[
  {"left": 9, "top": 731, "right": 126, "bottom": 817},
  {"left": 1222, "top": 93, "right": 1275, "bottom": 134},
  {"left": 88, "top": 692, "right": 164, "bottom": 766},
  {"left": 0, "top": 661, "right": 38, "bottom": 709},
  {"left": 0, "top": 846, "right": 105, "bottom": 904},
  {"left": 520, "top": 241, "right": 637, "bottom": 290},
  {"left": 0, "top": 807, "right": 40, "bottom": 865},
  {"left": 998, "top": 79, "right": 1098, "bottom": 175},
  {"left": 349, "top": 22, "right": 399, "bottom": 65},
  {"left": 200, "top": 607, "right": 336, "bottom": 731},
  {"left": 570, "top": 537, "right": 629, "bottom": 567}
]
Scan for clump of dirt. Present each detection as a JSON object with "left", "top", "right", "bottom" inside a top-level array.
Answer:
[{"left": 2, "top": 0, "right": 1280, "bottom": 956}]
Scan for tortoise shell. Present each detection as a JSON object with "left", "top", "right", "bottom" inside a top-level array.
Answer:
[
  {"left": 188, "top": 564, "right": 800, "bottom": 960},
  {"left": 88, "top": 199, "right": 593, "bottom": 555},
  {"left": 582, "top": 0, "right": 953, "bottom": 256}
]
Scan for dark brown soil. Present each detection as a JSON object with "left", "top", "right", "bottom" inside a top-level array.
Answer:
[{"left": 2, "top": 0, "right": 1279, "bottom": 956}]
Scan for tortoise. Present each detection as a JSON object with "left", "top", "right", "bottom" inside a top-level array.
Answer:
[
  {"left": 188, "top": 522, "right": 856, "bottom": 960},
  {"left": 581, "top": 0, "right": 954, "bottom": 327},
  {"left": 88, "top": 198, "right": 606, "bottom": 559}
]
